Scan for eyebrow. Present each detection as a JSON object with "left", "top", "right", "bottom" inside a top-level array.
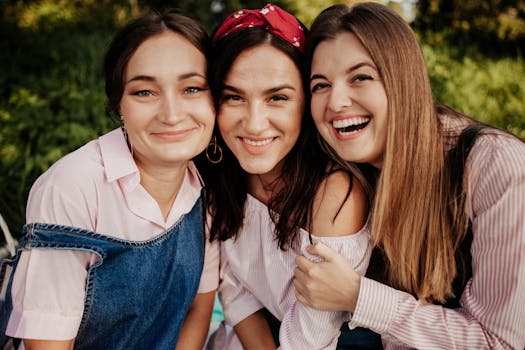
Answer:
[
  {"left": 222, "top": 84, "right": 296, "bottom": 94},
  {"left": 126, "top": 72, "right": 206, "bottom": 84},
  {"left": 310, "top": 62, "right": 377, "bottom": 82}
]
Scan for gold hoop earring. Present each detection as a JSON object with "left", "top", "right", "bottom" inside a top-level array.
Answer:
[{"left": 206, "top": 135, "right": 223, "bottom": 164}]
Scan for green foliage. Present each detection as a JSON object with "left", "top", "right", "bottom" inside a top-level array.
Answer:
[
  {"left": 415, "top": 0, "right": 525, "bottom": 56},
  {"left": 0, "top": 1, "right": 524, "bottom": 240},
  {"left": 0, "top": 24, "right": 117, "bottom": 237},
  {"left": 423, "top": 44, "right": 525, "bottom": 139}
]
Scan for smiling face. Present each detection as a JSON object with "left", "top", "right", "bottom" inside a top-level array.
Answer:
[
  {"left": 217, "top": 44, "right": 304, "bottom": 177},
  {"left": 310, "top": 31, "right": 388, "bottom": 168},
  {"left": 119, "top": 31, "right": 215, "bottom": 169}
]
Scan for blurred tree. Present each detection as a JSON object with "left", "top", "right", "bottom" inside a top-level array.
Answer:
[
  {"left": 414, "top": 0, "right": 525, "bottom": 56},
  {"left": 0, "top": 0, "right": 523, "bottom": 241},
  {"left": 281, "top": 0, "right": 389, "bottom": 28}
]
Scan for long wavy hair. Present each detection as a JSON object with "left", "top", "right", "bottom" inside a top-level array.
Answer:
[
  {"left": 196, "top": 24, "right": 365, "bottom": 249},
  {"left": 307, "top": 2, "right": 481, "bottom": 303}
]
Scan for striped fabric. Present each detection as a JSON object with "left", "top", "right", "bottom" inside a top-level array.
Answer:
[
  {"left": 349, "top": 131, "right": 525, "bottom": 349},
  {"left": 216, "top": 195, "right": 372, "bottom": 349}
]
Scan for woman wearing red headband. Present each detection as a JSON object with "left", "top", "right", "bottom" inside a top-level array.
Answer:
[{"left": 198, "top": 4, "right": 380, "bottom": 349}]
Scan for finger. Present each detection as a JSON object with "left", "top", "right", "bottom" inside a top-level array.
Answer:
[
  {"left": 306, "top": 242, "right": 337, "bottom": 261},
  {"left": 295, "top": 289, "right": 311, "bottom": 308},
  {"left": 295, "top": 255, "right": 315, "bottom": 270},
  {"left": 293, "top": 265, "right": 308, "bottom": 283}
]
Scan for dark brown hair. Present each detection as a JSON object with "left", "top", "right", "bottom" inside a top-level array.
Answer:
[
  {"left": 104, "top": 8, "right": 210, "bottom": 117},
  {"left": 196, "top": 24, "right": 335, "bottom": 249}
]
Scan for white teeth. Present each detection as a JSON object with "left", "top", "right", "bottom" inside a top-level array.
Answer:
[
  {"left": 338, "top": 129, "right": 360, "bottom": 136},
  {"left": 243, "top": 138, "right": 273, "bottom": 146},
  {"left": 332, "top": 117, "right": 370, "bottom": 128}
]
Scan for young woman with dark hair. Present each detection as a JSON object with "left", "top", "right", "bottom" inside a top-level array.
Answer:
[
  {"left": 294, "top": 3, "right": 525, "bottom": 349},
  {"left": 198, "top": 4, "right": 381, "bottom": 349},
  {"left": 0, "top": 8, "right": 218, "bottom": 349}
]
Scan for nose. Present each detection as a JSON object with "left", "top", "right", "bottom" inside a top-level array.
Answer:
[
  {"left": 243, "top": 101, "right": 269, "bottom": 134},
  {"left": 327, "top": 83, "right": 352, "bottom": 113},
  {"left": 158, "top": 92, "right": 183, "bottom": 124}
]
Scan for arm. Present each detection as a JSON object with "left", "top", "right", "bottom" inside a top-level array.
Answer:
[
  {"left": 218, "top": 247, "right": 274, "bottom": 347},
  {"left": 23, "top": 339, "right": 74, "bottom": 350},
  {"left": 295, "top": 136, "right": 525, "bottom": 349},
  {"left": 176, "top": 217, "right": 221, "bottom": 349},
  {"left": 233, "top": 310, "right": 276, "bottom": 350},
  {"left": 279, "top": 171, "right": 370, "bottom": 349},
  {"left": 7, "top": 181, "right": 94, "bottom": 342},
  {"left": 176, "top": 291, "right": 216, "bottom": 350}
]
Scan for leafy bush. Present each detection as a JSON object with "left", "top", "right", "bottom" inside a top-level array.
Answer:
[
  {"left": 423, "top": 44, "right": 525, "bottom": 138},
  {"left": 0, "top": 26, "right": 117, "bottom": 237},
  {"left": 1, "top": 4, "right": 524, "bottom": 239}
]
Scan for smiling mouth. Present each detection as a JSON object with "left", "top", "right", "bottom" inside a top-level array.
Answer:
[
  {"left": 332, "top": 117, "right": 370, "bottom": 136},
  {"left": 241, "top": 137, "right": 274, "bottom": 146}
]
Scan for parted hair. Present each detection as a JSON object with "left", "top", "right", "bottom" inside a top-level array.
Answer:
[
  {"left": 104, "top": 8, "right": 210, "bottom": 117},
  {"left": 197, "top": 25, "right": 344, "bottom": 249},
  {"left": 307, "top": 2, "right": 477, "bottom": 303}
]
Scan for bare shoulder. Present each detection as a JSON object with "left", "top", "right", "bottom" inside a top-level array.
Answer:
[{"left": 311, "top": 169, "right": 369, "bottom": 237}]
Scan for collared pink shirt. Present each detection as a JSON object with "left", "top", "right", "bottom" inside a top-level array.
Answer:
[{"left": 6, "top": 128, "right": 219, "bottom": 341}]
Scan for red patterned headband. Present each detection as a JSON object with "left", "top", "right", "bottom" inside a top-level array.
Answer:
[{"left": 213, "top": 3, "right": 305, "bottom": 52}]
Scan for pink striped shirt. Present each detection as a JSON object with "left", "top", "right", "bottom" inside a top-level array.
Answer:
[
  {"left": 209, "top": 195, "right": 372, "bottom": 349},
  {"left": 349, "top": 130, "right": 525, "bottom": 349},
  {"left": 6, "top": 128, "right": 219, "bottom": 341}
]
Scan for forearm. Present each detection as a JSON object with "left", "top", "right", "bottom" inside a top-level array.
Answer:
[
  {"left": 24, "top": 339, "right": 75, "bottom": 350},
  {"left": 233, "top": 310, "right": 276, "bottom": 350},
  {"left": 219, "top": 256, "right": 264, "bottom": 326},
  {"left": 351, "top": 277, "right": 522, "bottom": 349},
  {"left": 176, "top": 291, "right": 215, "bottom": 350}
]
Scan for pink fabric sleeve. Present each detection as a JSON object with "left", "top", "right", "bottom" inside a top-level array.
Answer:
[
  {"left": 279, "top": 302, "right": 344, "bottom": 350},
  {"left": 279, "top": 232, "right": 371, "bottom": 350},
  {"left": 197, "top": 232, "right": 220, "bottom": 293},
  {"left": 7, "top": 182, "right": 95, "bottom": 340},
  {"left": 218, "top": 253, "right": 264, "bottom": 326},
  {"left": 348, "top": 135, "right": 525, "bottom": 350}
]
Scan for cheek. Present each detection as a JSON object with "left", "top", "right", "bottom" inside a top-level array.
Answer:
[
  {"left": 197, "top": 104, "right": 216, "bottom": 128},
  {"left": 310, "top": 97, "right": 324, "bottom": 123},
  {"left": 216, "top": 111, "right": 236, "bottom": 142},
  {"left": 122, "top": 114, "right": 147, "bottom": 133},
  {"left": 216, "top": 109, "right": 228, "bottom": 133},
  {"left": 118, "top": 97, "right": 133, "bottom": 117},
  {"left": 285, "top": 105, "right": 303, "bottom": 137}
]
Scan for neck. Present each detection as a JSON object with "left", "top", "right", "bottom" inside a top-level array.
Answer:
[
  {"left": 136, "top": 159, "right": 188, "bottom": 220},
  {"left": 248, "top": 167, "right": 283, "bottom": 205}
]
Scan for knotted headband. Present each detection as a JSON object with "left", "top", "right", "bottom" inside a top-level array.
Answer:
[{"left": 213, "top": 3, "right": 305, "bottom": 52}]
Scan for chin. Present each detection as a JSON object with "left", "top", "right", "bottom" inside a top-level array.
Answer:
[{"left": 239, "top": 163, "right": 275, "bottom": 175}]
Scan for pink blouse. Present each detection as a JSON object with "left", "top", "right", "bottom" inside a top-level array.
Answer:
[
  {"left": 349, "top": 128, "right": 525, "bottom": 349},
  {"left": 6, "top": 128, "right": 219, "bottom": 341},
  {"left": 209, "top": 195, "right": 372, "bottom": 349}
]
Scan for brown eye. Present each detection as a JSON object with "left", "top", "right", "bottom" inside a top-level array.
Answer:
[
  {"left": 270, "top": 95, "right": 288, "bottom": 102},
  {"left": 184, "top": 87, "right": 205, "bottom": 94},
  {"left": 311, "top": 82, "right": 330, "bottom": 93},
  {"left": 353, "top": 74, "right": 373, "bottom": 82}
]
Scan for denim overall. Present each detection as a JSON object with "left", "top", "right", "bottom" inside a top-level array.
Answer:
[{"left": 0, "top": 196, "right": 204, "bottom": 350}]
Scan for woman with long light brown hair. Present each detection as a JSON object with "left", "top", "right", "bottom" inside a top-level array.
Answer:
[{"left": 294, "top": 2, "right": 525, "bottom": 349}]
